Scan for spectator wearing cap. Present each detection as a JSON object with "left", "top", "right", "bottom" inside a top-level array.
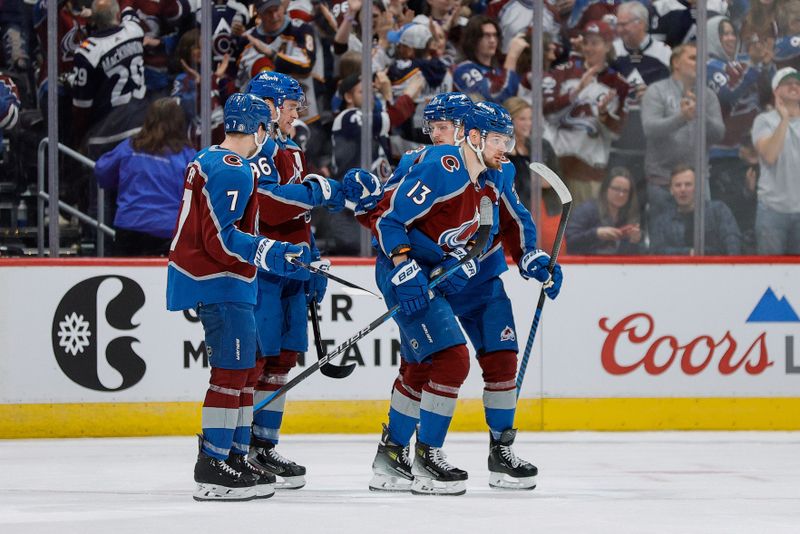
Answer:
[
  {"left": 751, "top": 67, "right": 800, "bottom": 254},
  {"left": 453, "top": 15, "right": 523, "bottom": 104},
  {"left": 542, "top": 20, "right": 629, "bottom": 207},
  {"left": 237, "top": 0, "right": 320, "bottom": 120},
  {"left": 641, "top": 43, "right": 724, "bottom": 223},
  {"left": 706, "top": 15, "right": 767, "bottom": 251},
  {"left": 609, "top": 1, "right": 671, "bottom": 215},
  {"left": 387, "top": 22, "right": 453, "bottom": 145},
  {"left": 649, "top": 165, "right": 742, "bottom": 255}
]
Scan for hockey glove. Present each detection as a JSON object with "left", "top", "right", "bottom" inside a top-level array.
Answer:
[
  {"left": 519, "top": 249, "right": 563, "bottom": 300},
  {"left": 305, "top": 259, "right": 330, "bottom": 304},
  {"left": 431, "top": 247, "right": 478, "bottom": 296},
  {"left": 306, "top": 174, "right": 346, "bottom": 212},
  {"left": 389, "top": 259, "right": 430, "bottom": 315},
  {"left": 254, "top": 238, "right": 309, "bottom": 278},
  {"left": 543, "top": 263, "right": 563, "bottom": 300},
  {"left": 342, "top": 168, "right": 383, "bottom": 211}
]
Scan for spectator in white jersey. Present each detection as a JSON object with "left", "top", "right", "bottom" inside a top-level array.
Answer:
[{"left": 751, "top": 67, "right": 800, "bottom": 254}]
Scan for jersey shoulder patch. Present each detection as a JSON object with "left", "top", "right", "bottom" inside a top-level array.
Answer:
[{"left": 223, "top": 153, "right": 243, "bottom": 167}]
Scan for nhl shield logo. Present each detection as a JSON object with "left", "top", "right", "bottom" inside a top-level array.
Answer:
[{"left": 500, "top": 326, "right": 516, "bottom": 342}]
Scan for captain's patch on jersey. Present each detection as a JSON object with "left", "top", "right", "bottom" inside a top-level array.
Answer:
[
  {"left": 223, "top": 154, "right": 243, "bottom": 167},
  {"left": 500, "top": 326, "right": 516, "bottom": 342}
]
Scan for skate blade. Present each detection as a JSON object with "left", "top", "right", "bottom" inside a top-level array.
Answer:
[
  {"left": 193, "top": 483, "right": 257, "bottom": 502},
  {"left": 369, "top": 473, "right": 412, "bottom": 492},
  {"left": 274, "top": 475, "right": 306, "bottom": 490},
  {"left": 254, "top": 482, "right": 276, "bottom": 499},
  {"left": 488, "top": 472, "right": 537, "bottom": 490},
  {"left": 410, "top": 476, "right": 466, "bottom": 496}
]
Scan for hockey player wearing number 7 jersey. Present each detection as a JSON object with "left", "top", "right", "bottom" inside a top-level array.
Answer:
[
  {"left": 353, "top": 96, "right": 564, "bottom": 492},
  {"left": 167, "top": 93, "right": 308, "bottom": 502},
  {"left": 243, "top": 71, "right": 355, "bottom": 488}
]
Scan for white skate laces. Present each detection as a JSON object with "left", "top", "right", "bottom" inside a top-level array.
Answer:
[
  {"left": 499, "top": 444, "right": 522, "bottom": 468},
  {"left": 430, "top": 447, "right": 458, "bottom": 471},
  {"left": 268, "top": 447, "right": 292, "bottom": 465},
  {"left": 218, "top": 459, "right": 243, "bottom": 477}
]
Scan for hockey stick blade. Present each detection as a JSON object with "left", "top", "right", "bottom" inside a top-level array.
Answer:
[
  {"left": 286, "top": 256, "right": 382, "bottom": 299},
  {"left": 310, "top": 301, "right": 356, "bottom": 379},
  {"left": 255, "top": 196, "right": 494, "bottom": 413},
  {"left": 516, "top": 164, "right": 573, "bottom": 398}
]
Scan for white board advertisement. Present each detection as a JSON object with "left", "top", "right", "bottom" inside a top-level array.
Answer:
[{"left": 0, "top": 261, "right": 798, "bottom": 405}]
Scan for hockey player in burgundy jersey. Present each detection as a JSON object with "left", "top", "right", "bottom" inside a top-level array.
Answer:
[
  {"left": 244, "top": 71, "right": 358, "bottom": 489},
  {"left": 353, "top": 101, "right": 529, "bottom": 496},
  {"left": 357, "top": 96, "right": 563, "bottom": 493},
  {"left": 167, "top": 93, "right": 308, "bottom": 502}
]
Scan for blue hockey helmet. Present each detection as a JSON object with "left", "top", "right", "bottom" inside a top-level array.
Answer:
[
  {"left": 423, "top": 92, "right": 473, "bottom": 128},
  {"left": 463, "top": 101, "right": 515, "bottom": 157},
  {"left": 246, "top": 71, "right": 306, "bottom": 109},
  {"left": 464, "top": 101, "right": 514, "bottom": 138},
  {"left": 224, "top": 93, "right": 272, "bottom": 135}
]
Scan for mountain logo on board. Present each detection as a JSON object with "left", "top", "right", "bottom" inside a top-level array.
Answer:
[{"left": 746, "top": 288, "right": 800, "bottom": 323}]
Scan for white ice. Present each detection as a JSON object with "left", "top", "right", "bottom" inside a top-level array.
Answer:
[{"left": 1, "top": 432, "right": 798, "bottom": 534}]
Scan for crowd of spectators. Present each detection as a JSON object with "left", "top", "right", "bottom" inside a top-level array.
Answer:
[{"left": 1, "top": 0, "right": 799, "bottom": 256}]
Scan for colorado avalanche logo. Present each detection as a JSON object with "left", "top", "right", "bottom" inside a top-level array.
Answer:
[
  {"left": 440, "top": 155, "right": 460, "bottom": 172},
  {"left": 437, "top": 209, "right": 480, "bottom": 249},
  {"left": 223, "top": 154, "right": 242, "bottom": 167}
]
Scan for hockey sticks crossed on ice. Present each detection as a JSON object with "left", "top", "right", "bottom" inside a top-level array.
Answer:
[
  {"left": 515, "top": 162, "right": 572, "bottom": 398},
  {"left": 254, "top": 196, "right": 495, "bottom": 413}
]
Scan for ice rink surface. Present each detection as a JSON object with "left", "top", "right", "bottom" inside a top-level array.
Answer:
[{"left": 1, "top": 432, "right": 797, "bottom": 534}]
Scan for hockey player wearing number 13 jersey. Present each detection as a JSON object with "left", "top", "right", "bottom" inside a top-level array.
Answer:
[
  {"left": 356, "top": 102, "right": 532, "bottom": 496},
  {"left": 361, "top": 97, "right": 563, "bottom": 494}
]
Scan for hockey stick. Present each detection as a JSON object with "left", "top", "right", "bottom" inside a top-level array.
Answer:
[
  {"left": 255, "top": 196, "right": 494, "bottom": 413},
  {"left": 515, "top": 163, "right": 572, "bottom": 399},
  {"left": 310, "top": 300, "right": 356, "bottom": 379},
  {"left": 286, "top": 256, "right": 382, "bottom": 299}
]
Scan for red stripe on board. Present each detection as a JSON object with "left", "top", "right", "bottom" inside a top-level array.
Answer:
[{"left": 1, "top": 255, "right": 798, "bottom": 267}]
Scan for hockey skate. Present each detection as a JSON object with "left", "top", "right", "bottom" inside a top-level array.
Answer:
[
  {"left": 488, "top": 429, "right": 538, "bottom": 490},
  {"left": 410, "top": 442, "right": 468, "bottom": 496},
  {"left": 249, "top": 436, "right": 306, "bottom": 489},
  {"left": 369, "top": 424, "right": 413, "bottom": 492},
  {"left": 227, "top": 454, "right": 276, "bottom": 499},
  {"left": 193, "top": 436, "right": 257, "bottom": 502}
]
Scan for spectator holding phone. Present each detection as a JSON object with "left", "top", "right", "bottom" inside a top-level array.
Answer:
[{"left": 566, "top": 166, "right": 642, "bottom": 255}]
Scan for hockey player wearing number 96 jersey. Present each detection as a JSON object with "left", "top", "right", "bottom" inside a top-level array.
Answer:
[
  {"left": 167, "top": 93, "right": 308, "bottom": 502},
  {"left": 243, "top": 71, "right": 351, "bottom": 489}
]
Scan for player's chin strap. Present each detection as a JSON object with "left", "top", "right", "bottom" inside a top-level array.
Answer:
[
  {"left": 466, "top": 134, "right": 487, "bottom": 169},
  {"left": 254, "top": 129, "right": 268, "bottom": 152},
  {"left": 453, "top": 124, "right": 466, "bottom": 146}
]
